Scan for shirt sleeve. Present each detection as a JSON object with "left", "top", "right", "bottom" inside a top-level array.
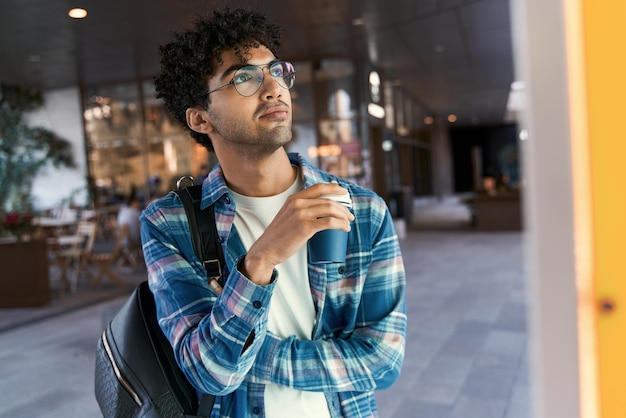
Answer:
[
  {"left": 140, "top": 194, "right": 276, "bottom": 395},
  {"left": 244, "top": 193, "right": 407, "bottom": 392}
]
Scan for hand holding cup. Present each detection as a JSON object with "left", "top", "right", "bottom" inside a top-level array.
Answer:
[{"left": 308, "top": 188, "right": 353, "bottom": 264}]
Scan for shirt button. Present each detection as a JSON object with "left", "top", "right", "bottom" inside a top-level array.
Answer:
[
  {"left": 338, "top": 265, "right": 345, "bottom": 274},
  {"left": 225, "top": 196, "right": 231, "bottom": 204},
  {"left": 252, "top": 406, "right": 261, "bottom": 414},
  {"left": 252, "top": 300, "right": 262, "bottom": 309}
]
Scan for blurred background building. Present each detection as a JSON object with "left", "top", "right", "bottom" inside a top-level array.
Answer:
[{"left": 0, "top": 0, "right": 519, "bottom": 211}]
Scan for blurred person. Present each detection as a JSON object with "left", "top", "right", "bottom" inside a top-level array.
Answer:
[
  {"left": 496, "top": 173, "right": 512, "bottom": 193},
  {"left": 117, "top": 191, "right": 141, "bottom": 248},
  {"left": 147, "top": 173, "right": 162, "bottom": 199},
  {"left": 140, "top": 7, "right": 406, "bottom": 418}
]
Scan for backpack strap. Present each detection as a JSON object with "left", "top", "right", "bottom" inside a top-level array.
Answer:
[
  {"left": 174, "top": 182, "right": 225, "bottom": 416},
  {"left": 174, "top": 184, "right": 225, "bottom": 287}
]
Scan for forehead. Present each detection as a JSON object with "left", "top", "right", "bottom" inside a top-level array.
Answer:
[{"left": 214, "top": 46, "right": 276, "bottom": 72}]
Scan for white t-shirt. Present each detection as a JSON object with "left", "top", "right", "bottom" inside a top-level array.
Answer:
[{"left": 229, "top": 175, "right": 331, "bottom": 418}]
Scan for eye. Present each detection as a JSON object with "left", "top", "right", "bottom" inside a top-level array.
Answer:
[
  {"left": 232, "top": 69, "right": 256, "bottom": 85},
  {"left": 269, "top": 65, "right": 284, "bottom": 78}
]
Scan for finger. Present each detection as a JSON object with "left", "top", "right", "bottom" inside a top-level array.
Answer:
[
  {"left": 316, "top": 215, "right": 353, "bottom": 232},
  {"left": 299, "top": 183, "right": 349, "bottom": 198},
  {"left": 208, "top": 278, "right": 223, "bottom": 295},
  {"left": 285, "top": 197, "right": 353, "bottom": 225},
  {"left": 313, "top": 199, "right": 354, "bottom": 221}
]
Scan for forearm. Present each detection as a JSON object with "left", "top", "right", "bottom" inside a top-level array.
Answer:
[
  {"left": 246, "top": 254, "right": 407, "bottom": 392},
  {"left": 151, "top": 261, "right": 275, "bottom": 394},
  {"left": 142, "top": 204, "right": 275, "bottom": 394},
  {"left": 246, "top": 309, "right": 406, "bottom": 392},
  {"left": 245, "top": 209, "right": 407, "bottom": 392}
]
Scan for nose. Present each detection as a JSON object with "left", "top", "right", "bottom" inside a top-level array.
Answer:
[{"left": 259, "top": 67, "right": 283, "bottom": 100}]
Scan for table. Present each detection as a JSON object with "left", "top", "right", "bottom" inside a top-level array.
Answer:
[
  {"left": 471, "top": 191, "right": 523, "bottom": 231},
  {"left": 34, "top": 217, "right": 78, "bottom": 239},
  {"left": 49, "top": 235, "right": 84, "bottom": 246},
  {"left": 36, "top": 217, "right": 78, "bottom": 227}
]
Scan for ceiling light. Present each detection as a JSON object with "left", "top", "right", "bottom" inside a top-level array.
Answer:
[
  {"left": 397, "top": 126, "right": 409, "bottom": 136},
  {"left": 367, "top": 103, "right": 385, "bottom": 119},
  {"left": 519, "top": 129, "right": 530, "bottom": 141},
  {"left": 424, "top": 116, "right": 434, "bottom": 125},
  {"left": 352, "top": 17, "right": 365, "bottom": 26},
  {"left": 368, "top": 71, "right": 380, "bottom": 87},
  {"left": 448, "top": 114, "right": 457, "bottom": 123},
  {"left": 511, "top": 80, "right": 525, "bottom": 91},
  {"left": 68, "top": 8, "right": 88, "bottom": 19}
]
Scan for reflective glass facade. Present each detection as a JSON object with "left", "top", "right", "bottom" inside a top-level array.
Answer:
[{"left": 82, "top": 59, "right": 434, "bottom": 206}]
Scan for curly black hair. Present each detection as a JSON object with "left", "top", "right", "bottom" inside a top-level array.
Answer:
[{"left": 154, "top": 7, "right": 282, "bottom": 150}]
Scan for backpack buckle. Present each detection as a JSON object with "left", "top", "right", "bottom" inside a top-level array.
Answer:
[{"left": 203, "top": 258, "right": 222, "bottom": 280}]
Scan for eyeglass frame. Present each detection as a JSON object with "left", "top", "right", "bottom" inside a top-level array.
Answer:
[{"left": 203, "top": 60, "right": 296, "bottom": 97}]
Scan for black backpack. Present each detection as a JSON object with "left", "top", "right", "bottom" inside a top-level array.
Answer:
[{"left": 94, "top": 184, "right": 223, "bottom": 417}]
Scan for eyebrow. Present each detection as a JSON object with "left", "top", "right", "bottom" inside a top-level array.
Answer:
[
  {"left": 217, "top": 60, "right": 280, "bottom": 81},
  {"left": 218, "top": 63, "right": 247, "bottom": 81}
]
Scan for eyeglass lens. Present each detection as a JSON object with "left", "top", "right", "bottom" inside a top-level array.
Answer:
[{"left": 233, "top": 61, "right": 296, "bottom": 96}]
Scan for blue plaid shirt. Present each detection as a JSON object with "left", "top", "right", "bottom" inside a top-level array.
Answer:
[{"left": 140, "top": 153, "right": 406, "bottom": 418}]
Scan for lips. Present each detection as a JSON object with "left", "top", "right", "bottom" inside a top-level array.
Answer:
[{"left": 259, "top": 105, "right": 289, "bottom": 119}]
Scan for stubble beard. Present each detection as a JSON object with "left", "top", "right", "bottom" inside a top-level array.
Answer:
[
  {"left": 247, "top": 125, "right": 292, "bottom": 158},
  {"left": 212, "top": 112, "right": 293, "bottom": 160}
]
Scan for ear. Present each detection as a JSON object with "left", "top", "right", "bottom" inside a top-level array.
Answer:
[{"left": 185, "top": 107, "right": 214, "bottom": 134}]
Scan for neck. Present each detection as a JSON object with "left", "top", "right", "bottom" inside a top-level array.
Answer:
[{"left": 219, "top": 149, "right": 297, "bottom": 197}]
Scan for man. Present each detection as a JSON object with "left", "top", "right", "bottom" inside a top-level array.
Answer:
[
  {"left": 116, "top": 191, "right": 142, "bottom": 267},
  {"left": 140, "top": 7, "right": 406, "bottom": 418},
  {"left": 117, "top": 192, "right": 141, "bottom": 247}
]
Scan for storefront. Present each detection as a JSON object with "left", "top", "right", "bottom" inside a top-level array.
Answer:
[{"left": 81, "top": 59, "right": 435, "bottom": 208}]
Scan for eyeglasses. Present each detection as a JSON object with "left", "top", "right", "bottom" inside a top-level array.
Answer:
[{"left": 205, "top": 60, "right": 296, "bottom": 97}]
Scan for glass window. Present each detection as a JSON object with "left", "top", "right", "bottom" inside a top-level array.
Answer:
[
  {"left": 311, "top": 59, "right": 364, "bottom": 183},
  {"left": 291, "top": 62, "right": 315, "bottom": 123},
  {"left": 83, "top": 81, "right": 210, "bottom": 206},
  {"left": 141, "top": 81, "right": 208, "bottom": 198},
  {"left": 288, "top": 62, "right": 319, "bottom": 166},
  {"left": 83, "top": 83, "right": 144, "bottom": 205}
]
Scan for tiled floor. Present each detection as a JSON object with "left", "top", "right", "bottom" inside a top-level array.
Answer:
[
  {"left": 375, "top": 229, "right": 528, "bottom": 418},
  {"left": 0, "top": 201, "right": 528, "bottom": 418}
]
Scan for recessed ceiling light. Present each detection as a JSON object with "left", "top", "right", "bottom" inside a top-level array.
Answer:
[
  {"left": 448, "top": 114, "right": 457, "bottom": 123},
  {"left": 367, "top": 103, "right": 385, "bottom": 119},
  {"left": 68, "top": 8, "right": 87, "bottom": 19}
]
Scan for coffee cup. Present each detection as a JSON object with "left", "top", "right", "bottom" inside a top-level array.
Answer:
[{"left": 308, "top": 190, "right": 353, "bottom": 264}]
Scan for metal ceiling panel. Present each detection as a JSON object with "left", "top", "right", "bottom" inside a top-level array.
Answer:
[{"left": 0, "top": 0, "right": 514, "bottom": 126}]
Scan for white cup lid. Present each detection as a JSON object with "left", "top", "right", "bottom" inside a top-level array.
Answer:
[{"left": 319, "top": 191, "right": 352, "bottom": 208}]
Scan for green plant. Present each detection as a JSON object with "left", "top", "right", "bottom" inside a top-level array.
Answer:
[{"left": 0, "top": 83, "right": 76, "bottom": 214}]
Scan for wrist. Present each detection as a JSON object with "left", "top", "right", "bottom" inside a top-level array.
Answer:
[{"left": 239, "top": 253, "right": 276, "bottom": 285}]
